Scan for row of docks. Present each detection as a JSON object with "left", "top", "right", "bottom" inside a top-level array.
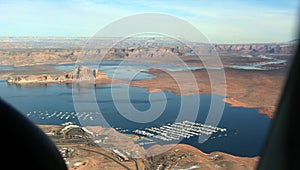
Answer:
[
  {"left": 26, "top": 111, "right": 101, "bottom": 121},
  {"left": 115, "top": 127, "right": 129, "bottom": 133},
  {"left": 136, "top": 136, "right": 156, "bottom": 146},
  {"left": 133, "top": 120, "right": 227, "bottom": 142}
]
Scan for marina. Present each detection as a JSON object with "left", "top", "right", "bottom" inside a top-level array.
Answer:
[
  {"left": 0, "top": 81, "right": 271, "bottom": 157},
  {"left": 133, "top": 121, "right": 227, "bottom": 142},
  {"left": 26, "top": 111, "right": 226, "bottom": 141},
  {"left": 26, "top": 110, "right": 101, "bottom": 121},
  {"left": 26, "top": 111, "right": 228, "bottom": 145}
]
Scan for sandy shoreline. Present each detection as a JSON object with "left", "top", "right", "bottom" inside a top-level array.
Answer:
[{"left": 2, "top": 67, "right": 283, "bottom": 118}]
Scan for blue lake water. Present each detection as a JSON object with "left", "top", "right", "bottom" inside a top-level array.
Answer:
[
  {"left": 0, "top": 65, "right": 14, "bottom": 70},
  {"left": 0, "top": 65, "right": 31, "bottom": 71},
  {"left": 0, "top": 81, "right": 271, "bottom": 157},
  {"left": 232, "top": 55, "right": 287, "bottom": 70}
]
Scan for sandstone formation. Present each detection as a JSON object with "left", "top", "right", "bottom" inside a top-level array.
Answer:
[
  {"left": 214, "top": 43, "right": 297, "bottom": 55},
  {"left": 0, "top": 37, "right": 297, "bottom": 66},
  {"left": 7, "top": 66, "right": 108, "bottom": 84},
  {"left": 2, "top": 37, "right": 297, "bottom": 118}
]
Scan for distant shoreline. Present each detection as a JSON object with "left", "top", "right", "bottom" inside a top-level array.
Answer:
[{"left": 2, "top": 65, "right": 282, "bottom": 118}]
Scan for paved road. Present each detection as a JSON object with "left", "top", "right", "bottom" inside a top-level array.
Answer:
[
  {"left": 133, "top": 158, "right": 139, "bottom": 170},
  {"left": 79, "top": 148, "right": 131, "bottom": 170}
]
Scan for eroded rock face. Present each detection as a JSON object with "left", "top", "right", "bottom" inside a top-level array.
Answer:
[
  {"left": 72, "top": 66, "right": 97, "bottom": 80},
  {"left": 7, "top": 66, "right": 108, "bottom": 84},
  {"left": 1, "top": 39, "right": 297, "bottom": 66},
  {"left": 72, "top": 66, "right": 104, "bottom": 80},
  {"left": 214, "top": 43, "right": 297, "bottom": 54},
  {"left": 7, "top": 74, "right": 53, "bottom": 83},
  {"left": 71, "top": 66, "right": 108, "bottom": 81}
]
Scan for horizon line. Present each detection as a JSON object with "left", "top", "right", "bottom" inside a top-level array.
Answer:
[{"left": 0, "top": 36, "right": 298, "bottom": 45}]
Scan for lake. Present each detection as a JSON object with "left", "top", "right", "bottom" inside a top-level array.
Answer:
[{"left": 0, "top": 81, "right": 271, "bottom": 157}]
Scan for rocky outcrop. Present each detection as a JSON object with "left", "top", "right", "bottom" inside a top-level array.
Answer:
[
  {"left": 1, "top": 37, "right": 297, "bottom": 66},
  {"left": 214, "top": 43, "right": 297, "bottom": 55},
  {"left": 7, "top": 66, "right": 108, "bottom": 84},
  {"left": 7, "top": 74, "right": 54, "bottom": 83},
  {"left": 71, "top": 65, "right": 107, "bottom": 81}
]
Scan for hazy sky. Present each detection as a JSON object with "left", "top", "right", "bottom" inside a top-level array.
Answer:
[{"left": 0, "top": 0, "right": 299, "bottom": 43}]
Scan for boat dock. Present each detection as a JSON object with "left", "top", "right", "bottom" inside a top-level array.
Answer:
[
  {"left": 25, "top": 110, "right": 101, "bottom": 121},
  {"left": 132, "top": 120, "right": 226, "bottom": 142}
]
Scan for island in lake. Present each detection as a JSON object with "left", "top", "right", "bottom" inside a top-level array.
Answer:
[{"left": 7, "top": 65, "right": 112, "bottom": 84}]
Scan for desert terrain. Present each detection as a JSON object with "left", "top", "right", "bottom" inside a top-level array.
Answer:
[
  {"left": 130, "top": 67, "right": 287, "bottom": 118},
  {"left": 0, "top": 37, "right": 297, "bottom": 169},
  {"left": 1, "top": 37, "right": 296, "bottom": 117},
  {"left": 39, "top": 124, "right": 259, "bottom": 170}
]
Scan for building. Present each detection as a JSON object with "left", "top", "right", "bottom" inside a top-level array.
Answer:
[
  {"left": 61, "top": 125, "right": 86, "bottom": 139},
  {"left": 112, "top": 149, "right": 129, "bottom": 161}
]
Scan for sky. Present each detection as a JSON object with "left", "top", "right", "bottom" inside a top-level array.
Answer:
[{"left": 0, "top": 0, "right": 299, "bottom": 43}]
